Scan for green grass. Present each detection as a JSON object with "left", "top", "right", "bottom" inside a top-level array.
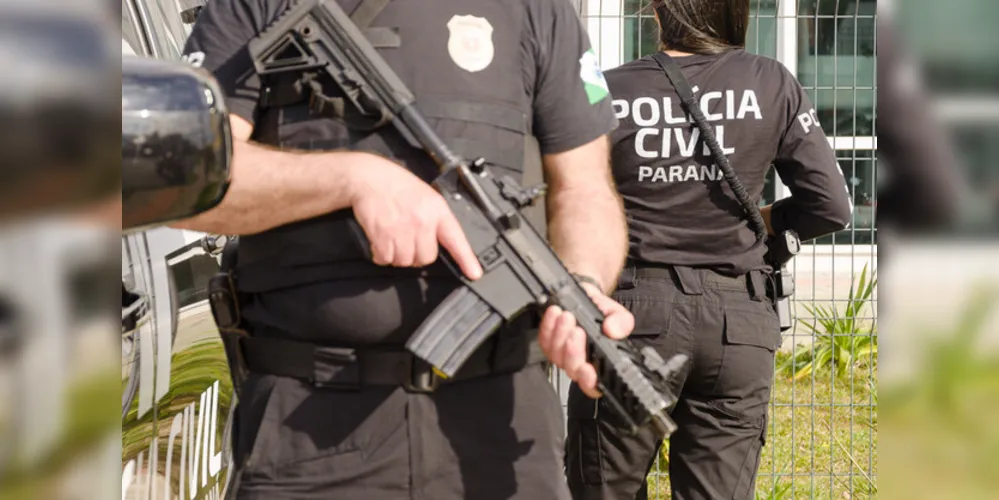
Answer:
[{"left": 645, "top": 362, "right": 878, "bottom": 499}]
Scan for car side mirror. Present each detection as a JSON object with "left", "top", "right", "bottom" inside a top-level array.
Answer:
[{"left": 122, "top": 56, "right": 232, "bottom": 233}]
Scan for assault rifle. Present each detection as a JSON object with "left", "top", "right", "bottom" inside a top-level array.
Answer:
[{"left": 247, "top": 0, "right": 688, "bottom": 436}]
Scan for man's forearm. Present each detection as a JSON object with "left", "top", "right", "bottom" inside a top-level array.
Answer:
[
  {"left": 543, "top": 139, "right": 628, "bottom": 293},
  {"left": 170, "top": 140, "right": 363, "bottom": 235},
  {"left": 547, "top": 190, "right": 627, "bottom": 292}
]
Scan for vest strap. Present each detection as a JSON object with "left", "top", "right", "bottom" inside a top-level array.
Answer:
[{"left": 418, "top": 99, "right": 528, "bottom": 134}]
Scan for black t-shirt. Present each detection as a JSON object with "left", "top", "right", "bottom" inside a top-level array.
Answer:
[
  {"left": 181, "top": 0, "right": 617, "bottom": 345},
  {"left": 605, "top": 49, "right": 852, "bottom": 275}
]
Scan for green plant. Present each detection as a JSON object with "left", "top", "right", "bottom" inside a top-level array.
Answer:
[
  {"left": 756, "top": 478, "right": 793, "bottom": 500},
  {"left": 779, "top": 263, "right": 877, "bottom": 381},
  {"left": 652, "top": 438, "right": 670, "bottom": 473}
]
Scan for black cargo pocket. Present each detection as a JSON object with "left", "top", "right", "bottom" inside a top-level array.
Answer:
[
  {"left": 566, "top": 389, "right": 604, "bottom": 486},
  {"left": 723, "top": 305, "right": 782, "bottom": 352},
  {"left": 709, "top": 306, "right": 781, "bottom": 423},
  {"left": 613, "top": 296, "right": 674, "bottom": 338}
]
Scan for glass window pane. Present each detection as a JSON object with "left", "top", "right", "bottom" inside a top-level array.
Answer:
[
  {"left": 808, "top": 149, "right": 877, "bottom": 245},
  {"left": 797, "top": 0, "right": 876, "bottom": 137}
]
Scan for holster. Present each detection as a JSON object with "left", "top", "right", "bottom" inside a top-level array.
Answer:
[
  {"left": 208, "top": 239, "right": 250, "bottom": 395},
  {"left": 765, "top": 230, "right": 801, "bottom": 332}
]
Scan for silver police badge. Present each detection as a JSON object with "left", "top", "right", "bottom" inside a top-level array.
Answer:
[{"left": 446, "top": 15, "right": 494, "bottom": 73}]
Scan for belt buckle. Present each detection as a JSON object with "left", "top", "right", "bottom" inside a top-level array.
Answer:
[{"left": 402, "top": 355, "right": 441, "bottom": 394}]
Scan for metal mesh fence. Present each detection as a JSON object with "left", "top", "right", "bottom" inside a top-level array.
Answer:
[{"left": 552, "top": 1, "right": 879, "bottom": 498}]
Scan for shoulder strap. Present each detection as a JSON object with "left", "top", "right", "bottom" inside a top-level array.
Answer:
[{"left": 649, "top": 51, "right": 768, "bottom": 243}]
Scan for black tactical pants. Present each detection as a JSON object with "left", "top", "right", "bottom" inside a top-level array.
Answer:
[
  {"left": 565, "top": 266, "right": 782, "bottom": 500},
  {"left": 231, "top": 362, "right": 570, "bottom": 500}
]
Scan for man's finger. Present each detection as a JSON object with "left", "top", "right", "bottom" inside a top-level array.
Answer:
[
  {"left": 537, "top": 305, "right": 563, "bottom": 356},
  {"left": 560, "top": 327, "right": 588, "bottom": 380},
  {"left": 591, "top": 294, "right": 634, "bottom": 339},
  {"left": 548, "top": 310, "right": 577, "bottom": 368},
  {"left": 602, "top": 310, "right": 634, "bottom": 340},
  {"left": 372, "top": 238, "right": 394, "bottom": 267},
  {"left": 414, "top": 227, "right": 439, "bottom": 267},
  {"left": 572, "top": 364, "right": 601, "bottom": 399},
  {"left": 436, "top": 211, "right": 483, "bottom": 280}
]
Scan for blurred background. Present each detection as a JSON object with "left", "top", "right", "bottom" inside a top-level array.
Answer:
[{"left": 0, "top": 0, "right": 996, "bottom": 499}]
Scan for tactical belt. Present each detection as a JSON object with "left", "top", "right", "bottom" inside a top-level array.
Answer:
[
  {"left": 239, "top": 327, "right": 546, "bottom": 393},
  {"left": 619, "top": 261, "right": 770, "bottom": 302}
]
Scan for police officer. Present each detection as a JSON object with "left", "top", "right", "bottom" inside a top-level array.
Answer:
[
  {"left": 564, "top": 1, "right": 853, "bottom": 499},
  {"left": 172, "top": 0, "right": 637, "bottom": 498}
]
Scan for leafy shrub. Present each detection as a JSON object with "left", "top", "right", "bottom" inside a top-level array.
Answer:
[{"left": 779, "top": 263, "right": 877, "bottom": 381}]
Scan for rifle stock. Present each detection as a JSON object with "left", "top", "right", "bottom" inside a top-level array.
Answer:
[{"left": 248, "top": 0, "right": 688, "bottom": 437}]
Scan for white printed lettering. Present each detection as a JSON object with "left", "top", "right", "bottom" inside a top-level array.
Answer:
[
  {"left": 736, "top": 90, "right": 763, "bottom": 120},
  {"left": 612, "top": 99, "right": 629, "bottom": 119},
  {"left": 652, "top": 167, "right": 668, "bottom": 182},
  {"left": 638, "top": 166, "right": 653, "bottom": 181},
  {"left": 683, "top": 165, "right": 699, "bottom": 181},
  {"left": 668, "top": 165, "right": 684, "bottom": 183},
  {"left": 635, "top": 128, "right": 659, "bottom": 158},
  {"left": 797, "top": 108, "right": 820, "bottom": 134},
  {"left": 663, "top": 97, "right": 687, "bottom": 125},
  {"left": 632, "top": 97, "right": 660, "bottom": 126},
  {"left": 700, "top": 91, "right": 723, "bottom": 121},
  {"left": 675, "top": 127, "right": 699, "bottom": 157},
  {"left": 706, "top": 125, "right": 736, "bottom": 156}
]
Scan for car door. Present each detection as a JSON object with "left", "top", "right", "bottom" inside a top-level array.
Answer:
[{"left": 121, "top": 1, "right": 235, "bottom": 499}]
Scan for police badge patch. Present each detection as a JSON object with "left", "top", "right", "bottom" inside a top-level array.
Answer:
[
  {"left": 446, "top": 15, "right": 495, "bottom": 73},
  {"left": 579, "top": 49, "right": 609, "bottom": 104}
]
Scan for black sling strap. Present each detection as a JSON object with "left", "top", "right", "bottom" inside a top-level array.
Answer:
[
  {"left": 649, "top": 51, "right": 769, "bottom": 243},
  {"left": 350, "top": 0, "right": 400, "bottom": 48}
]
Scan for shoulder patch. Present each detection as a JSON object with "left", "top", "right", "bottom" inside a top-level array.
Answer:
[
  {"left": 579, "top": 49, "right": 609, "bottom": 104},
  {"left": 446, "top": 15, "right": 495, "bottom": 73}
]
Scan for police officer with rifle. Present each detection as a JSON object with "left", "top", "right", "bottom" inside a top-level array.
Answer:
[
  {"left": 171, "top": 0, "right": 652, "bottom": 498},
  {"left": 564, "top": 1, "right": 854, "bottom": 499}
]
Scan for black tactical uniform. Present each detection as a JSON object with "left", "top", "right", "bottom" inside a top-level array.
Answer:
[
  {"left": 183, "top": 0, "right": 616, "bottom": 498},
  {"left": 564, "top": 49, "right": 853, "bottom": 500}
]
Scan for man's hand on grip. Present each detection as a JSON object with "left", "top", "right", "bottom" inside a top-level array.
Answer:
[
  {"left": 348, "top": 154, "right": 483, "bottom": 280},
  {"left": 537, "top": 282, "right": 634, "bottom": 399}
]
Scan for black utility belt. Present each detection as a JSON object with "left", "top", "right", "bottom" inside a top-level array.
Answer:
[
  {"left": 619, "top": 263, "right": 772, "bottom": 302},
  {"left": 239, "top": 334, "right": 545, "bottom": 394}
]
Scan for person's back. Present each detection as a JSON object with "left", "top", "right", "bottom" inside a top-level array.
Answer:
[
  {"left": 605, "top": 48, "right": 851, "bottom": 275},
  {"left": 564, "top": 2, "right": 852, "bottom": 499}
]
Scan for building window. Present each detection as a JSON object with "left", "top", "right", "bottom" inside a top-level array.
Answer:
[
  {"left": 168, "top": 254, "right": 219, "bottom": 309},
  {"left": 796, "top": 0, "right": 876, "bottom": 137}
]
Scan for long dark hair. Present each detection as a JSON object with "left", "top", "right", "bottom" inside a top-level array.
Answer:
[{"left": 651, "top": 0, "right": 750, "bottom": 55}]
